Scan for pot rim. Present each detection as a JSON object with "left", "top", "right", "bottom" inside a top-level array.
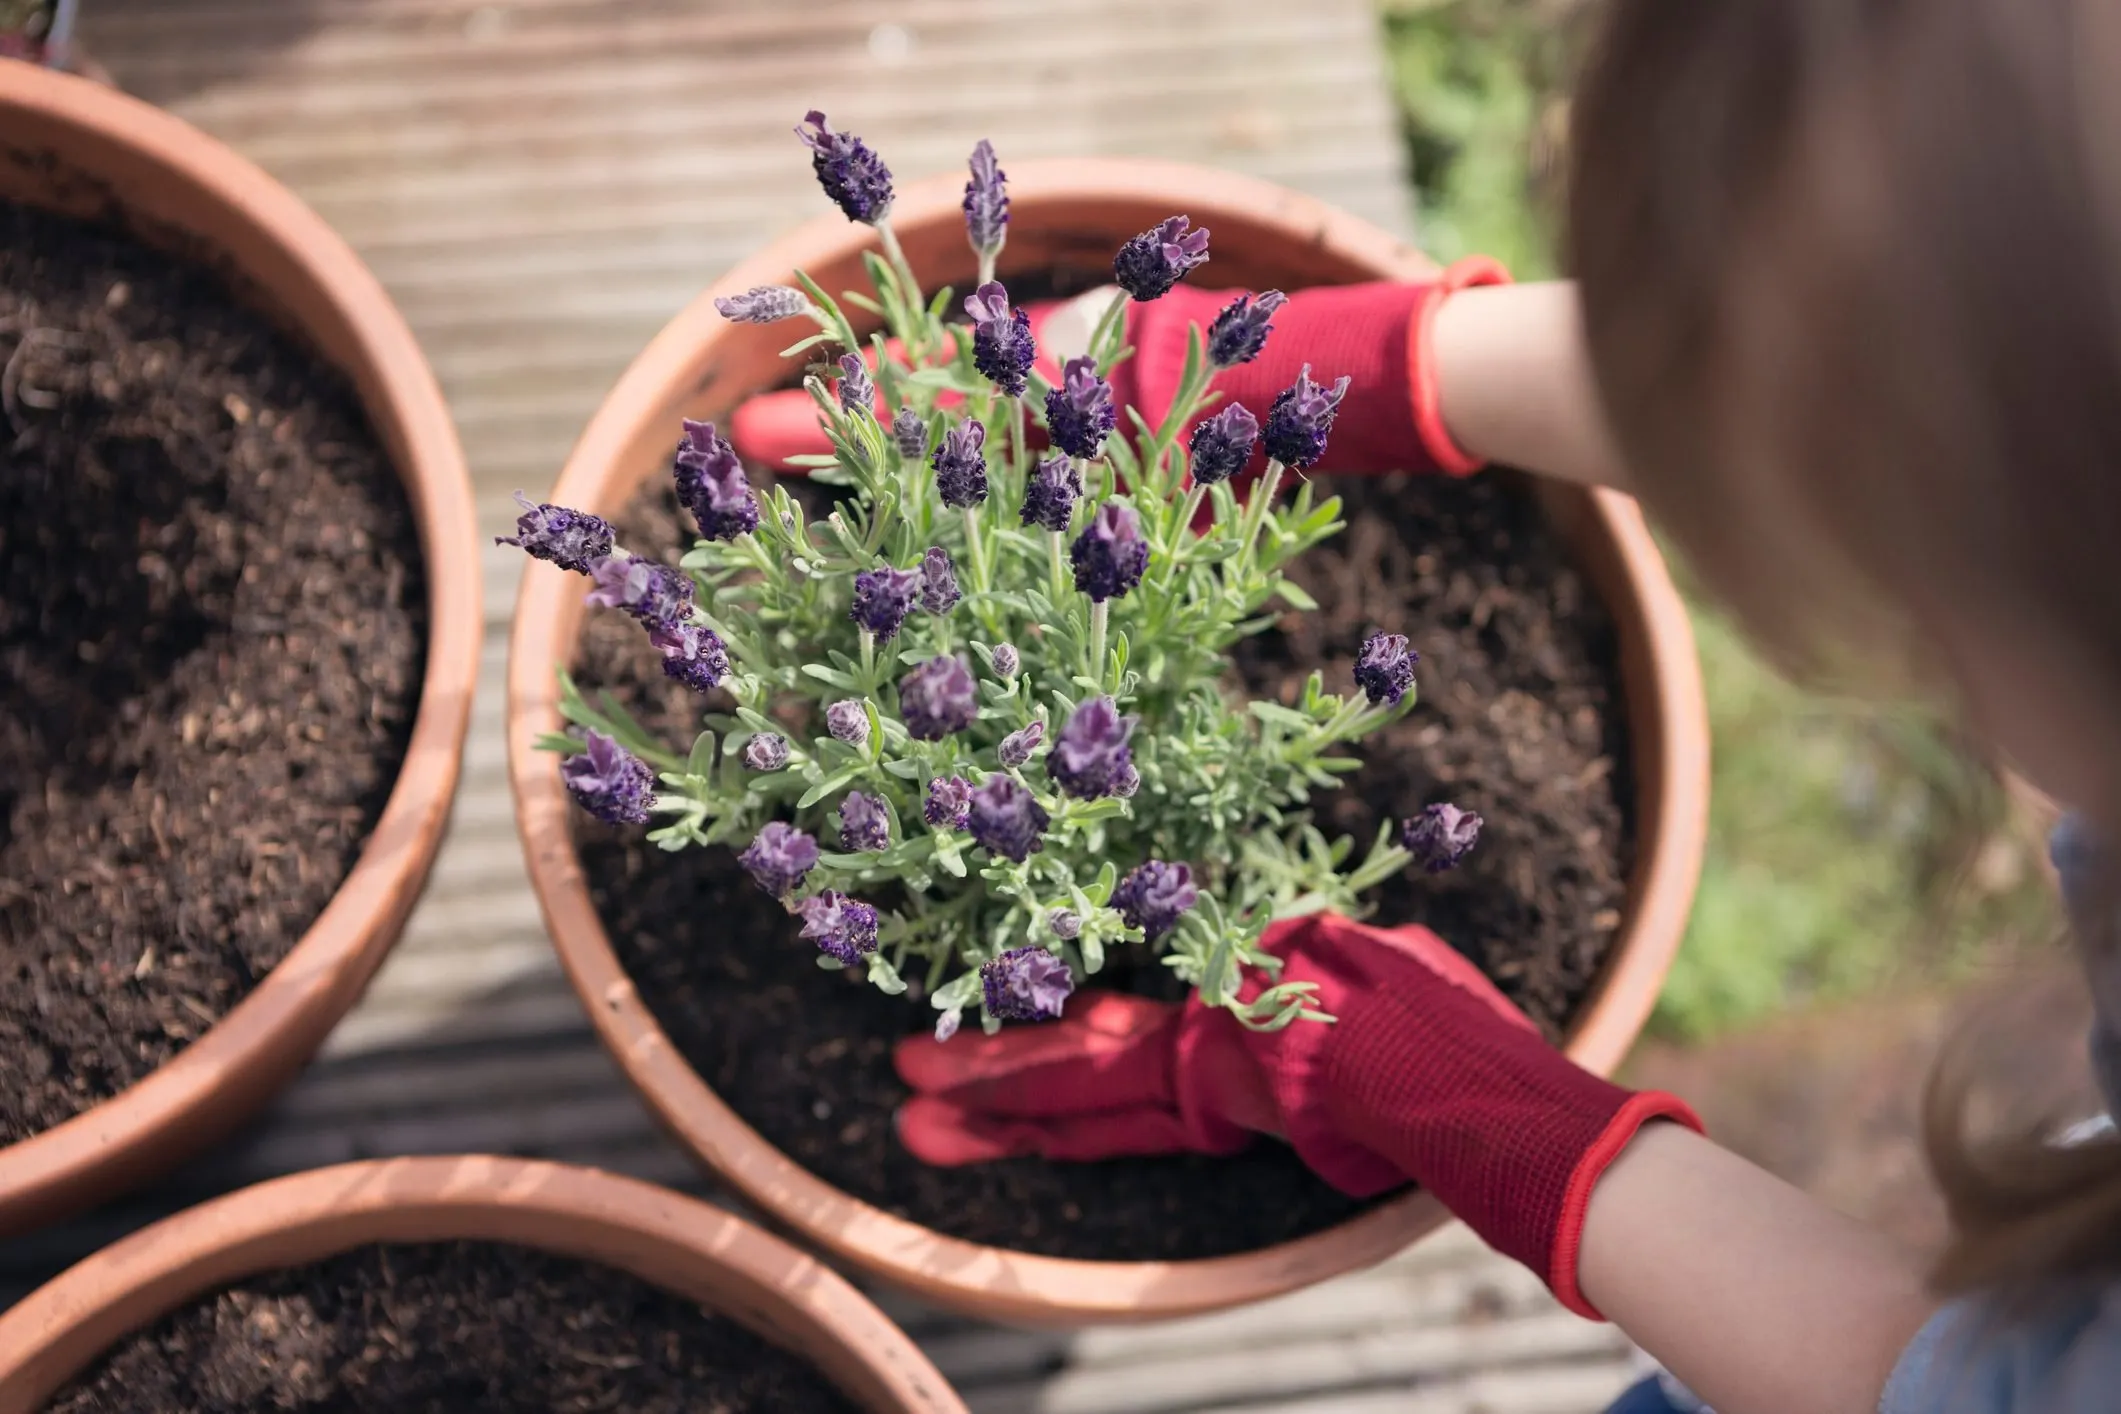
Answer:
[
  {"left": 509, "top": 157, "right": 1709, "bottom": 1324},
  {"left": 0, "top": 65, "right": 480, "bottom": 1233},
  {"left": 0, "top": 1156, "right": 967, "bottom": 1413}
]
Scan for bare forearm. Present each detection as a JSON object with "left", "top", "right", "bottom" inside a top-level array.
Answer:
[{"left": 1580, "top": 1123, "right": 1937, "bottom": 1414}]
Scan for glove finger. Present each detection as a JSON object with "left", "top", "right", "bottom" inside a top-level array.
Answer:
[
  {"left": 892, "top": 992, "right": 1180, "bottom": 1117},
  {"left": 1262, "top": 914, "right": 1538, "bottom": 1036},
  {"left": 896, "top": 1096, "right": 1231, "bottom": 1166},
  {"left": 729, "top": 386, "right": 836, "bottom": 470}
]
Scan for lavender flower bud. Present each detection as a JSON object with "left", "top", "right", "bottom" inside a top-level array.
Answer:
[
  {"left": 966, "top": 776, "right": 1049, "bottom": 862},
  {"left": 714, "top": 285, "right": 810, "bottom": 325},
  {"left": 997, "top": 719, "right": 1045, "bottom": 769},
  {"left": 991, "top": 643, "right": 1020, "bottom": 678},
  {"left": 1047, "top": 696, "right": 1138, "bottom": 800},
  {"left": 892, "top": 407, "right": 928, "bottom": 459},
  {"left": 825, "top": 700, "right": 871, "bottom": 746},
  {"left": 898, "top": 655, "right": 978, "bottom": 741},
  {"left": 586, "top": 554, "right": 694, "bottom": 629},
  {"left": 740, "top": 821, "right": 820, "bottom": 898},
  {"left": 836, "top": 352, "right": 875, "bottom": 417},
  {"left": 919, "top": 546, "right": 961, "bottom": 615},
  {"left": 925, "top": 775, "right": 973, "bottom": 830},
  {"left": 560, "top": 731, "right": 657, "bottom": 826},
  {"left": 742, "top": 733, "right": 789, "bottom": 772},
  {"left": 935, "top": 1008, "right": 963, "bottom": 1043},
  {"left": 963, "top": 138, "right": 1009, "bottom": 257},
  {"left": 849, "top": 564, "right": 922, "bottom": 642},
  {"left": 1044, "top": 356, "right": 1116, "bottom": 460},
  {"left": 1020, "top": 454, "right": 1082, "bottom": 533},
  {"left": 965, "top": 282, "right": 1036, "bottom": 397},
  {"left": 931, "top": 420, "right": 990, "bottom": 508},
  {"left": 1263, "top": 363, "right": 1352, "bottom": 470},
  {"left": 1113, "top": 860, "right": 1198, "bottom": 940},
  {"left": 495, "top": 491, "right": 613, "bottom": 575},
  {"left": 648, "top": 619, "right": 729, "bottom": 695},
  {"left": 1112, "top": 216, "right": 1210, "bottom": 301},
  {"left": 673, "top": 420, "right": 760, "bottom": 542},
  {"left": 795, "top": 110, "right": 893, "bottom": 225},
  {"left": 1047, "top": 908, "right": 1082, "bottom": 941},
  {"left": 1353, "top": 631, "right": 1418, "bottom": 707},
  {"left": 797, "top": 890, "right": 880, "bottom": 965},
  {"left": 1070, "top": 502, "right": 1150, "bottom": 603},
  {"left": 1113, "top": 762, "right": 1141, "bottom": 798},
  {"left": 838, "top": 790, "right": 891, "bottom": 853},
  {"left": 1402, "top": 802, "right": 1484, "bottom": 873},
  {"left": 1187, "top": 404, "right": 1260, "bottom": 486},
  {"left": 1206, "top": 290, "right": 1287, "bottom": 368},
  {"left": 980, "top": 945, "right": 1074, "bottom": 1022}
]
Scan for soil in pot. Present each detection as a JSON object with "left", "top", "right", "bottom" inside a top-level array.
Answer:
[
  {"left": 0, "top": 199, "right": 425, "bottom": 1144},
  {"left": 569, "top": 467, "right": 1631, "bottom": 1262},
  {"left": 45, "top": 1240, "right": 860, "bottom": 1413}
]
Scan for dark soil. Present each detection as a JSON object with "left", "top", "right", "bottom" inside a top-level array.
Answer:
[
  {"left": 0, "top": 199, "right": 425, "bottom": 1143},
  {"left": 570, "top": 468, "right": 1632, "bottom": 1262},
  {"left": 45, "top": 1240, "right": 860, "bottom": 1414}
]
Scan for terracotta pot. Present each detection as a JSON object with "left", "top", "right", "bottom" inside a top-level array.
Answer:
[
  {"left": 0, "top": 66, "right": 479, "bottom": 1234},
  {"left": 509, "top": 159, "right": 1710, "bottom": 1326},
  {"left": 0, "top": 1156, "right": 967, "bottom": 1413}
]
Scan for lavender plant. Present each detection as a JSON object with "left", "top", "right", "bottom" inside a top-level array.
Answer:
[{"left": 507, "top": 119, "right": 1479, "bottom": 1041}]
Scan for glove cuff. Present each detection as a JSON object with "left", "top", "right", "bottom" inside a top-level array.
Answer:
[
  {"left": 1410, "top": 256, "right": 1513, "bottom": 477},
  {"left": 1547, "top": 1090, "right": 1705, "bottom": 1320}
]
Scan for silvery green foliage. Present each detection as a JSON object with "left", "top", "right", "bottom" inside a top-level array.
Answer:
[{"left": 538, "top": 129, "right": 1424, "bottom": 1038}]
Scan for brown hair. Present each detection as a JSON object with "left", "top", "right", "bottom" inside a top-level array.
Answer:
[{"left": 1567, "top": 0, "right": 2121, "bottom": 1295}]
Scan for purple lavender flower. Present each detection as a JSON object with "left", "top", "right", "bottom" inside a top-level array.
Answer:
[
  {"left": 966, "top": 776, "right": 1049, "bottom": 862},
  {"left": 586, "top": 554, "right": 695, "bottom": 628},
  {"left": 1112, "top": 216, "right": 1210, "bottom": 301},
  {"left": 991, "top": 643, "right": 1020, "bottom": 678},
  {"left": 672, "top": 420, "right": 761, "bottom": 541},
  {"left": 647, "top": 620, "right": 729, "bottom": 695},
  {"left": 795, "top": 110, "right": 893, "bottom": 225},
  {"left": 1114, "top": 762, "right": 1141, "bottom": 798},
  {"left": 825, "top": 700, "right": 871, "bottom": 746},
  {"left": 898, "top": 655, "right": 978, "bottom": 741},
  {"left": 1046, "top": 696, "right": 1138, "bottom": 800},
  {"left": 742, "top": 733, "right": 789, "bottom": 772},
  {"left": 1047, "top": 908, "right": 1082, "bottom": 941},
  {"left": 997, "top": 719, "right": 1045, "bottom": 769},
  {"left": 798, "top": 890, "right": 880, "bottom": 965},
  {"left": 1044, "top": 356, "right": 1116, "bottom": 460},
  {"left": 963, "top": 139, "right": 1009, "bottom": 257},
  {"left": 931, "top": 420, "right": 989, "bottom": 508},
  {"left": 740, "top": 822, "right": 820, "bottom": 898},
  {"left": 1263, "top": 364, "right": 1352, "bottom": 470},
  {"left": 1070, "top": 502, "right": 1150, "bottom": 603},
  {"left": 1113, "top": 860, "right": 1198, "bottom": 940},
  {"left": 837, "top": 352, "right": 875, "bottom": 418},
  {"left": 714, "top": 285, "right": 810, "bottom": 324},
  {"left": 965, "top": 283, "right": 1036, "bottom": 397},
  {"left": 1187, "top": 404, "right": 1260, "bottom": 486},
  {"left": 919, "top": 546, "right": 961, "bottom": 615},
  {"left": 496, "top": 491, "right": 613, "bottom": 575},
  {"left": 1353, "top": 631, "right": 1418, "bottom": 707},
  {"left": 925, "top": 775, "right": 973, "bottom": 830},
  {"left": 980, "top": 945, "right": 1074, "bottom": 1022},
  {"left": 838, "top": 790, "right": 891, "bottom": 853},
  {"left": 892, "top": 407, "right": 928, "bottom": 459},
  {"left": 850, "top": 564, "right": 922, "bottom": 642},
  {"left": 935, "top": 1008, "right": 963, "bottom": 1043},
  {"left": 1402, "top": 803, "right": 1483, "bottom": 873},
  {"left": 1020, "top": 454, "right": 1082, "bottom": 533},
  {"left": 1206, "top": 290, "right": 1287, "bottom": 368},
  {"left": 560, "top": 731, "right": 657, "bottom": 826}
]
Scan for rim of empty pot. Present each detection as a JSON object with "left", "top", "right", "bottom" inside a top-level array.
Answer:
[
  {"left": 0, "top": 1156, "right": 967, "bottom": 1413},
  {"left": 510, "top": 158, "right": 1709, "bottom": 1325},
  {"left": 0, "top": 66, "right": 480, "bottom": 1234}
]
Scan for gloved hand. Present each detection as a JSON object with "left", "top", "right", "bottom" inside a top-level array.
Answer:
[
  {"left": 894, "top": 913, "right": 1701, "bottom": 1320},
  {"left": 728, "top": 259, "right": 1512, "bottom": 486}
]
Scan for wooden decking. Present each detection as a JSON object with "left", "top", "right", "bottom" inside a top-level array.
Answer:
[{"left": 4, "top": 3, "right": 1639, "bottom": 1407}]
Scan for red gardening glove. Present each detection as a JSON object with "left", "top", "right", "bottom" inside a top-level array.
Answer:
[
  {"left": 728, "top": 259, "right": 1510, "bottom": 486},
  {"left": 894, "top": 913, "right": 1700, "bottom": 1320}
]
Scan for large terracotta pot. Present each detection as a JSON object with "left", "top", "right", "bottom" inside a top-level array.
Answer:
[
  {"left": 0, "top": 66, "right": 479, "bottom": 1234},
  {"left": 509, "top": 160, "right": 1710, "bottom": 1326},
  {"left": 0, "top": 1157, "right": 966, "bottom": 1413}
]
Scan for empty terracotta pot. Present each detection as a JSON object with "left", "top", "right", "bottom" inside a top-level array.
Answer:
[
  {"left": 0, "top": 1156, "right": 966, "bottom": 1413},
  {"left": 0, "top": 65, "right": 479, "bottom": 1235},
  {"left": 508, "top": 159, "right": 1710, "bottom": 1326}
]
